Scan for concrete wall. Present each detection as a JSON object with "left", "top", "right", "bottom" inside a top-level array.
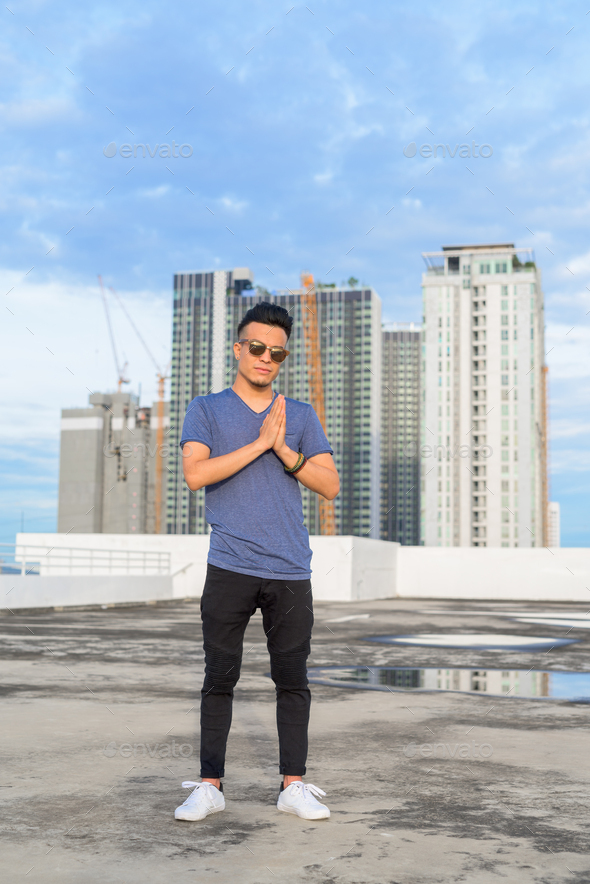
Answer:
[
  {"left": 396, "top": 546, "right": 590, "bottom": 601},
  {"left": 16, "top": 533, "right": 209, "bottom": 600},
  {"left": 11, "top": 534, "right": 590, "bottom": 610},
  {"left": 1, "top": 575, "right": 173, "bottom": 610},
  {"left": 15, "top": 533, "right": 398, "bottom": 604}
]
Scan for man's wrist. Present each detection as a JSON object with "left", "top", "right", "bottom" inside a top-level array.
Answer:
[
  {"left": 251, "top": 438, "right": 269, "bottom": 456},
  {"left": 274, "top": 445, "right": 299, "bottom": 469}
]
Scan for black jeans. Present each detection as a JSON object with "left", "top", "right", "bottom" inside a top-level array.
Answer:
[{"left": 199, "top": 563, "right": 314, "bottom": 779}]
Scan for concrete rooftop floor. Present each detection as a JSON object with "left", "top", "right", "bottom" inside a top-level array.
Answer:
[{"left": 1, "top": 596, "right": 589, "bottom": 884}]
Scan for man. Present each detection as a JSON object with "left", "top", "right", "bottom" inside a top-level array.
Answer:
[{"left": 174, "top": 300, "right": 339, "bottom": 823}]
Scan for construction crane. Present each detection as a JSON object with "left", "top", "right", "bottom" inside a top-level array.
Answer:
[
  {"left": 98, "top": 275, "right": 129, "bottom": 392},
  {"left": 107, "top": 283, "right": 170, "bottom": 535},
  {"left": 300, "top": 272, "right": 336, "bottom": 535}
]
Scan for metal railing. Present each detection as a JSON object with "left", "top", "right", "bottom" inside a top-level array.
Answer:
[{"left": 0, "top": 543, "right": 170, "bottom": 576}]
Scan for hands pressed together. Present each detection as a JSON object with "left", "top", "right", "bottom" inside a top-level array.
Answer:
[{"left": 258, "top": 393, "right": 288, "bottom": 455}]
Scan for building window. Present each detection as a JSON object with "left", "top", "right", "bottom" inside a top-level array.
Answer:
[{"left": 479, "top": 263, "right": 491, "bottom": 274}]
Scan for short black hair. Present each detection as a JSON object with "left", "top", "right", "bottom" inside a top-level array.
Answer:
[{"left": 237, "top": 300, "right": 293, "bottom": 341}]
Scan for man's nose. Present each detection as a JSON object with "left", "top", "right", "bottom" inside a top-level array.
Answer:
[{"left": 259, "top": 348, "right": 272, "bottom": 363}]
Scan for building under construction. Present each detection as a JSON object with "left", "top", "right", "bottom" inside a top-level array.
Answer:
[{"left": 57, "top": 392, "right": 169, "bottom": 535}]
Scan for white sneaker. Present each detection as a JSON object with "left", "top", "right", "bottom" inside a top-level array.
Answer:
[
  {"left": 277, "top": 781, "right": 330, "bottom": 820},
  {"left": 174, "top": 781, "right": 225, "bottom": 821}
]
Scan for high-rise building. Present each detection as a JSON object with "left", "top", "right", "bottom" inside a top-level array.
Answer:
[
  {"left": 421, "top": 244, "right": 547, "bottom": 547},
  {"left": 167, "top": 271, "right": 382, "bottom": 538},
  {"left": 380, "top": 322, "right": 421, "bottom": 545},
  {"left": 547, "top": 501, "right": 560, "bottom": 548},
  {"left": 58, "top": 392, "right": 169, "bottom": 534},
  {"left": 167, "top": 268, "right": 255, "bottom": 535}
]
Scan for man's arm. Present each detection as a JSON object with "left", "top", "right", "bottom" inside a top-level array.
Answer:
[
  {"left": 274, "top": 448, "right": 340, "bottom": 500},
  {"left": 271, "top": 398, "right": 339, "bottom": 500},
  {"left": 182, "top": 438, "right": 265, "bottom": 491}
]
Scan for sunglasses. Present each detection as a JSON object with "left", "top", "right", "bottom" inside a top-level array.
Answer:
[{"left": 238, "top": 339, "right": 290, "bottom": 364}]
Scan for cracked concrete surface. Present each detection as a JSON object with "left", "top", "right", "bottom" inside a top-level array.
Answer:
[{"left": 1, "top": 598, "right": 589, "bottom": 883}]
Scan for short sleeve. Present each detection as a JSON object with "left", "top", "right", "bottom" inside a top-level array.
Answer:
[
  {"left": 180, "top": 397, "right": 213, "bottom": 451},
  {"left": 300, "top": 406, "right": 333, "bottom": 459}
]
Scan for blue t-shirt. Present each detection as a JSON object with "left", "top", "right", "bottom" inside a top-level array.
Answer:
[{"left": 180, "top": 387, "right": 334, "bottom": 580}]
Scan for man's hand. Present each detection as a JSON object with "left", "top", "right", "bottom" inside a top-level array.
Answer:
[
  {"left": 270, "top": 395, "right": 301, "bottom": 470},
  {"left": 272, "top": 394, "right": 287, "bottom": 455},
  {"left": 258, "top": 394, "right": 286, "bottom": 452}
]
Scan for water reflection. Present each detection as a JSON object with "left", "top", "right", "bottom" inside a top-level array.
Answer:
[{"left": 307, "top": 666, "right": 590, "bottom": 701}]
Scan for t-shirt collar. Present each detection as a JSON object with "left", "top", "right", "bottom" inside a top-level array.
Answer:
[{"left": 230, "top": 387, "right": 277, "bottom": 416}]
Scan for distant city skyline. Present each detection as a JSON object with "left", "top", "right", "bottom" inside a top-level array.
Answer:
[{"left": 1, "top": 1, "right": 589, "bottom": 546}]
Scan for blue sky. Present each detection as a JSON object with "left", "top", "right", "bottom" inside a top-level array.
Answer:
[{"left": 1, "top": 0, "right": 589, "bottom": 545}]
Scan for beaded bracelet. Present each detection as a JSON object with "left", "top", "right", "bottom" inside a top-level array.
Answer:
[
  {"left": 291, "top": 455, "right": 307, "bottom": 476},
  {"left": 284, "top": 451, "right": 305, "bottom": 474}
]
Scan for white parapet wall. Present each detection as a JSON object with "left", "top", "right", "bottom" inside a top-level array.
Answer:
[
  {"left": 1, "top": 575, "right": 173, "bottom": 610},
  {"left": 396, "top": 546, "right": 590, "bottom": 602},
  {"left": 8, "top": 534, "right": 590, "bottom": 610},
  {"left": 308, "top": 535, "right": 398, "bottom": 602},
  {"left": 15, "top": 533, "right": 210, "bottom": 601}
]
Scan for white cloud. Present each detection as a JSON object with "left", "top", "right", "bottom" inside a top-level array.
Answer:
[
  {"left": 314, "top": 170, "right": 333, "bottom": 185},
  {"left": 550, "top": 449, "right": 590, "bottom": 474},
  {"left": 546, "top": 323, "right": 590, "bottom": 381},
  {"left": 401, "top": 197, "right": 422, "bottom": 210},
  {"left": 551, "top": 420, "right": 590, "bottom": 440},
  {"left": 218, "top": 195, "right": 247, "bottom": 213},
  {"left": 564, "top": 248, "right": 590, "bottom": 277},
  {"left": 136, "top": 184, "right": 171, "bottom": 199},
  {"left": 0, "top": 271, "right": 171, "bottom": 442},
  {"left": 0, "top": 98, "right": 78, "bottom": 126}
]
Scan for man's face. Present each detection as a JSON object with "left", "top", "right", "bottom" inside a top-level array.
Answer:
[{"left": 233, "top": 321, "right": 289, "bottom": 388}]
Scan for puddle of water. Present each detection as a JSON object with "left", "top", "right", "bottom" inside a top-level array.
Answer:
[
  {"left": 366, "top": 633, "right": 579, "bottom": 652},
  {"left": 422, "top": 610, "right": 590, "bottom": 630},
  {"left": 307, "top": 666, "right": 590, "bottom": 701},
  {"left": 422, "top": 610, "right": 590, "bottom": 618}
]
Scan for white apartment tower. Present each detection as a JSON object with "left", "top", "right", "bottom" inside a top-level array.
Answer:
[{"left": 421, "top": 244, "right": 547, "bottom": 547}]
